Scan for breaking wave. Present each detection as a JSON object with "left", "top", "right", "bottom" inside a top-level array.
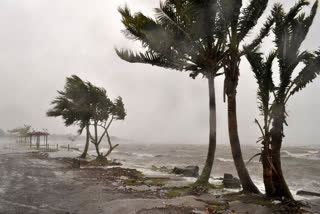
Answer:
[{"left": 281, "top": 150, "right": 320, "bottom": 160}]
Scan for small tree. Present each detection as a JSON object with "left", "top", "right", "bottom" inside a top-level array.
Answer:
[
  {"left": 8, "top": 125, "right": 31, "bottom": 137},
  {"left": 87, "top": 83, "right": 126, "bottom": 159},
  {"left": 48, "top": 75, "right": 126, "bottom": 160}
]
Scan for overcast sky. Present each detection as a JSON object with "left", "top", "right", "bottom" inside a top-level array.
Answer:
[{"left": 0, "top": 0, "right": 319, "bottom": 145}]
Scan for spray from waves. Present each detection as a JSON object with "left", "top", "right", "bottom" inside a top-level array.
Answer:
[
  {"left": 216, "top": 158, "right": 233, "bottom": 162},
  {"left": 112, "top": 151, "right": 156, "bottom": 158},
  {"left": 281, "top": 150, "right": 320, "bottom": 160},
  {"left": 307, "top": 150, "right": 319, "bottom": 154}
]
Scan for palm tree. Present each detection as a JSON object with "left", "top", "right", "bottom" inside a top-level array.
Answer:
[
  {"left": 116, "top": 0, "right": 229, "bottom": 185},
  {"left": 246, "top": 0, "right": 320, "bottom": 199},
  {"left": 218, "top": 0, "right": 273, "bottom": 194},
  {"left": 47, "top": 75, "right": 92, "bottom": 158},
  {"left": 245, "top": 50, "right": 277, "bottom": 196}
]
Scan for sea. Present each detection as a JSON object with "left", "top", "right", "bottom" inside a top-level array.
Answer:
[{"left": 1, "top": 136, "right": 320, "bottom": 200}]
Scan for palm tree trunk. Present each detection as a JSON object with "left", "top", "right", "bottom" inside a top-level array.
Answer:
[
  {"left": 227, "top": 94, "right": 260, "bottom": 194},
  {"left": 261, "top": 147, "right": 275, "bottom": 196},
  {"left": 196, "top": 76, "right": 217, "bottom": 185},
  {"left": 271, "top": 118, "right": 293, "bottom": 200},
  {"left": 93, "top": 121, "right": 101, "bottom": 157},
  {"left": 80, "top": 124, "right": 90, "bottom": 158}
]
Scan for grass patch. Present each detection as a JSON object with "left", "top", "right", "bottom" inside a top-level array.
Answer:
[
  {"left": 123, "top": 179, "right": 144, "bottom": 186},
  {"left": 146, "top": 178, "right": 169, "bottom": 185},
  {"left": 209, "top": 205, "right": 225, "bottom": 211},
  {"left": 224, "top": 192, "right": 273, "bottom": 207},
  {"left": 224, "top": 193, "right": 247, "bottom": 201},
  {"left": 90, "top": 155, "right": 109, "bottom": 165},
  {"left": 188, "top": 182, "right": 215, "bottom": 189},
  {"left": 214, "top": 184, "right": 225, "bottom": 190},
  {"left": 165, "top": 187, "right": 190, "bottom": 198}
]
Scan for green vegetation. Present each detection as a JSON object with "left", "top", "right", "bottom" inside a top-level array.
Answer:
[
  {"left": 47, "top": 75, "right": 126, "bottom": 160},
  {"left": 146, "top": 178, "right": 169, "bottom": 185},
  {"left": 123, "top": 179, "right": 144, "bottom": 186},
  {"left": 116, "top": 0, "right": 270, "bottom": 192},
  {"left": 8, "top": 125, "right": 31, "bottom": 137},
  {"left": 246, "top": 0, "right": 320, "bottom": 199},
  {"left": 209, "top": 205, "right": 225, "bottom": 212},
  {"left": 165, "top": 188, "right": 190, "bottom": 198},
  {"left": 90, "top": 155, "right": 110, "bottom": 165}
]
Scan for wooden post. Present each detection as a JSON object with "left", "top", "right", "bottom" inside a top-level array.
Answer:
[
  {"left": 68, "top": 144, "right": 70, "bottom": 151},
  {"left": 36, "top": 136, "right": 40, "bottom": 150},
  {"left": 56, "top": 144, "right": 58, "bottom": 151}
]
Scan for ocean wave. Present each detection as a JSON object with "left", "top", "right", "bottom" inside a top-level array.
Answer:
[
  {"left": 216, "top": 158, "right": 233, "bottom": 162},
  {"left": 115, "top": 151, "right": 156, "bottom": 158},
  {"left": 281, "top": 150, "right": 320, "bottom": 160},
  {"left": 307, "top": 150, "right": 319, "bottom": 154}
]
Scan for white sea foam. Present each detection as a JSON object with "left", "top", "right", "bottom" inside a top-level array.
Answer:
[
  {"left": 308, "top": 150, "right": 319, "bottom": 154},
  {"left": 282, "top": 150, "right": 320, "bottom": 160},
  {"left": 216, "top": 158, "right": 233, "bottom": 162}
]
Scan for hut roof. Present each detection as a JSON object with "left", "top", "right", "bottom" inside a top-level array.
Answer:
[{"left": 27, "top": 131, "right": 50, "bottom": 136}]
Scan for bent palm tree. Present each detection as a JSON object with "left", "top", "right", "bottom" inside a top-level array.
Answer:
[
  {"left": 116, "top": 0, "right": 229, "bottom": 185},
  {"left": 246, "top": 0, "right": 320, "bottom": 199},
  {"left": 47, "top": 75, "right": 92, "bottom": 158},
  {"left": 220, "top": 0, "right": 272, "bottom": 193}
]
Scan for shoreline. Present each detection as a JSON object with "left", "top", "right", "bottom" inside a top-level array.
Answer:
[{"left": 0, "top": 142, "right": 319, "bottom": 213}]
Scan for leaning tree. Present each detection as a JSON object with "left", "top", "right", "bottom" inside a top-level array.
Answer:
[
  {"left": 47, "top": 75, "right": 92, "bottom": 158},
  {"left": 8, "top": 125, "right": 32, "bottom": 137},
  {"left": 216, "top": 0, "right": 272, "bottom": 193},
  {"left": 86, "top": 82, "right": 126, "bottom": 159},
  {"left": 116, "top": 0, "right": 232, "bottom": 186},
  {"left": 246, "top": 0, "right": 320, "bottom": 199}
]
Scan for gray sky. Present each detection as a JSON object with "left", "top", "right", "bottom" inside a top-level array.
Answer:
[{"left": 0, "top": 0, "right": 319, "bottom": 145}]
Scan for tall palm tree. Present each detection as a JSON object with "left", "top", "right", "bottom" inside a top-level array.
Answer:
[
  {"left": 47, "top": 75, "right": 91, "bottom": 158},
  {"left": 245, "top": 50, "right": 277, "bottom": 196},
  {"left": 218, "top": 0, "right": 272, "bottom": 194},
  {"left": 246, "top": 0, "right": 320, "bottom": 199},
  {"left": 116, "top": 0, "right": 229, "bottom": 185}
]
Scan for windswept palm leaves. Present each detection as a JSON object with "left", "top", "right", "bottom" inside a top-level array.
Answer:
[
  {"left": 47, "top": 75, "right": 126, "bottom": 160},
  {"left": 47, "top": 75, "right": 92, "bottom": 158},
  {"left": 117, "top": 0, "right": 230, "bottom": 185}
]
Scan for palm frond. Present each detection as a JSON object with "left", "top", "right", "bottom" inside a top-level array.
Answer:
[
  {"left": 244, "top": 15, "right": 274, "bottom": 52},
  {"left": 237, "top": 0, "right": 268, "bottom": 42},
  {"left": 290, "top": 50, "right": 320, "bottom": 95}
]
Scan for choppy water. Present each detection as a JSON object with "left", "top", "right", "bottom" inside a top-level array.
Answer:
[
  {"left": 105, "top": 143, "right": 320, "bottom": 197},
  {"left": 1, "top": 136, "right": 320, "bottom": 199}
]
